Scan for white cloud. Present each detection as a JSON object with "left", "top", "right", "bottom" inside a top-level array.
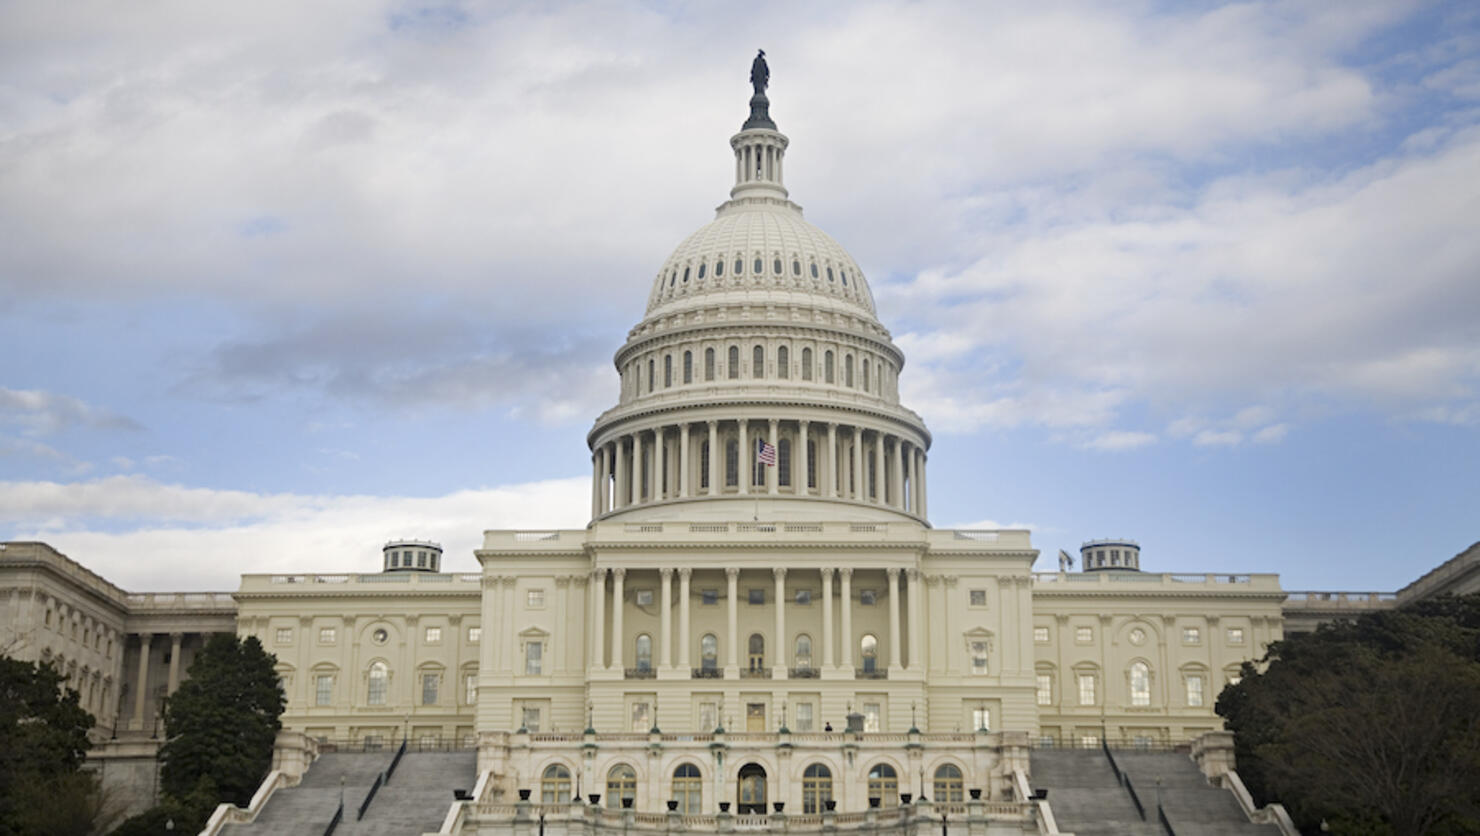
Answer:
[
  {"left": 1, "top": 474, "right": 590, "bottom": 591},
  {"left": 0, "top": 388, "right": 141, "bottom": 436},
  {"left": 1083, "top": 431, "right": 1158, "bottom": 452},
  {"left": 1194, "top": 430, "right": 1244, "bottom": 447},
  {"left": 1252, "top": 424, "right": 1290, "bottom": 444}
]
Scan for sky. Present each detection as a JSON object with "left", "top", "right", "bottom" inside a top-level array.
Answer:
[{"left": 1, "top": 0, "right": 1476, "bottom": 593}]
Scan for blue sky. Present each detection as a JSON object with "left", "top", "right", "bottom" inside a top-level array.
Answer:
[{"left": 1, "top": 0, "right": 1476, "bottom": 592}]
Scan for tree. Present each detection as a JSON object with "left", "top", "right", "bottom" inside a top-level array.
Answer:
[
  {"left": 0, "top": 655, "right": 106, "bottom": 836},
  {"left": 1217, "top": 596, "right": 1480, "bottom": 835},
  {"left": 158, "top": 633, "right": 285, "bottom": 809}
]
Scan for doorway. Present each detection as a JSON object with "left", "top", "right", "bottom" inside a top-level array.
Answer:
[{"left": 737, "top": 763, "right": 767, "bottom": 813}]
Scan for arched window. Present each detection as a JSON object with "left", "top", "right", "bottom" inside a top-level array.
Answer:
[
  {"left": 793, "top": 259, "right": 802, "bottom": 276},
  {"left": 700, "top": 634, "right": 718, "bottom": 671},
  {"left": 777, "top": 346, "right": 789, "bottom": 379},
  {"left": 541, "top": 764, "right": 572, "bottom": 803},
  {"left": 700, "top": 441, "right": 710, "bottom": 489},
  {"left": 824, "top": 351, "right": 835, "bottom": 383},
  {"left": 673, "top": 763, "right": 702, "bottom": 813},
  {"left": 705, "top": 348, "right": 716, "bottom": 381},
  {"left": 862, "top": 358, "right": 870, "bottom": 391},
  {"left": 794, "top": 635, "right": 812, "bottom": 670},
  {"left": 861, "top": 634, "right": 878, "bottom": 673},
  {"left": 773, "top": 257, "right": 783, "bottom": 274},
  {"left": 635, "top": 634, "right": 652, "bottom": 671},
  {"left": 753, "top": 345, "right": 765, "bottom": 379},
  {"left": 807, "top": 440, "right": 817, "bottom": 488},
  {"left": 845, "top": 355, "right": 854, "bottom": 388},
  {"left": 647, "top": 358, "right": 655, "bottom": 393},
  {"left": 802, "top": 764, "right": 832, "bottom": 813},
  {"left": 801, "top": 347, "right": 812, "bottom": 380},
  {"left": 753, "top": 257, "right": 763, "bottom": 274},
  {"left": 728, "top": 346, "right": 740, "bottom": 380},
  {"left": 1130, "top": 661, "right": 1151, "bottom": 706},
  {"left": 827, "top": 266, "right": 835, "bottom": 282},
  {"left": 868, "top": 764, "right": 899, "bottom": 808},
  {"left": 367, "top": 661, "right": 388, "bottom": 705},
  {"left": 734, "top": 257, "right": 743, "bottom": 276},
  {"left": 810, "top": 262, "right": 819, "bottom": 279},
  {"left": 777, "top": 438, "right": 791, "bottom": 487},
  {"left": 682, "top": 266, "right": 690, "bottom": 283},
  {"left": 725, "top": 440, "right": 738, "bottom": 487},
  {"left": 933, "top": 764, "right": 964, "bottom": 802},
  {"left": 683, "top": 351, "right": 693, "bottom": 384},
  {"left": 606, "top": 764, "right": 637, "bottom": 808},
  {"left": 748, "top": 634, "right": 765, "bottom": 672},
  {"left": 664, "top": 355, "right": 673, "bottom": 388},
  {"left": 698, "top": 262, "right": 706, "bottom": 279}
]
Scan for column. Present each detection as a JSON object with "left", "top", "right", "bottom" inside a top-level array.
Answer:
[
  {"left": 870, "top": 429, "right": 882, "bottom": 503},
  {"left": 839, "top": 569, "right": 854, "bottom": 669},
  {"left": 773, "top": 567, "right": 787, "bottom": 674},
  {"left": 767, "top": 419, "right": 779, "bottom": 495},
  {"left": 851, "top": 426, "right": 864, "bottom": 500},
  {"left": 890, "top": 437, "right": 904, "bottom": 509},
  {"left": 912, "top": 448, "right": 923, "bottom": 515},
  {"left": 821, "top": 569, "right": 835, "bottom": 668},
  {"left": 600, "top": 446, "right": 611, "bottom": 514},
  {"left": 615, "top": 440, "right": 628, "bottom": 507},
  {"left": 726, "top": 568, "right": 740, "bottom": 672},
  {"left": 660, "top": 568, "right": 674, "bottom": 669},
  {"left": 737, "top": 420, "right": 749, "bottom": 495},
  {"left": 611, "top": 568, "right": 626, "bottom": 670},
  {"left": 654, "top": 428, "right": 666, "bottom": 501},
  {"left": 707, "top": 421, "right": 719, "bottom": 496},
  {"left": 131, "top": 633, "right": 152, "bottom": 728},
  {"left": 887, "top": 568, "right": 902, "bottom": 671},
  {"left": 798, "top": 420, "right": 810, "bottom": 496},
  {"left": 679, "top": 569, "right": 692, "bottom": 672},
  {"left": 907, "top": 570, "right": 921, "bottom": 672},
  {"left": 920, "top": 452, "right": 928, "bottom": 519},
  {"left": 679, "top": 424, "right": 691, "bottom": 498},
  {"left": 167, "top": 632, "right": 183, "bottom": 694},
  {"left": 591, "top": 452, "right": 602, "bottom": 518},
  {"left": 827, "top": 423, "right": 838, "bottom": 497},
  {"left": 631, "top": 433, "right": 644, "bottom": 503},
  {"left": 592, "top": 570, "right": 606, "bottom": 670}
]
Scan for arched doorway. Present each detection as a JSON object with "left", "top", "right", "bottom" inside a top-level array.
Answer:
[{"left": 737, "top": 763, "right": 767, "bottom": 814}]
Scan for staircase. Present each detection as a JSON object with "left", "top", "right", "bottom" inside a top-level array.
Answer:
[
  {"left": 1030, "top": 748, "right": 1279, "bottom": 835},
  {"left": 339, "top": 750, "right": 477, "bottom": 835},
  {"left": 223, "top": 751, "right": 394, "bottom": 835}
]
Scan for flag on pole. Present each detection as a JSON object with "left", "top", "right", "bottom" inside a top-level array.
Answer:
[
  {"left": 1058, "top": 549, "right": 1075, "bottom": 570},
  {"left": 757, "top": 439, "right": 777, "bottom": 466}
]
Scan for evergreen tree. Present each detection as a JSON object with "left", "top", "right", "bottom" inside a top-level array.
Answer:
[
  {"left": 158, "top": 633, "right": 285, "bottom": 808},
  {"left": 0, "top": 655, "right": 100, "bottom": 836}
]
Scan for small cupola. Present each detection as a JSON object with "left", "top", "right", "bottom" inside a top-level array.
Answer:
[
  {"left": 1080, "top": 539, "right": 1141, "bottom": 572},
  {"left": 383, "top": 540, "right": 442, "bottom": 573}
]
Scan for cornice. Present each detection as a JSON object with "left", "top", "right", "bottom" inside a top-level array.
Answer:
[
  {"left": 588, "top": 397, "right": 930, "bottom": 448},
  {"left": 616, "top": 319, "right": 903, "bottom": 367}
]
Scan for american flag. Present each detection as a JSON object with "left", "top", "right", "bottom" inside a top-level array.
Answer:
[{"left": 757, "top": 439, "right": 777, "bottom": 466}]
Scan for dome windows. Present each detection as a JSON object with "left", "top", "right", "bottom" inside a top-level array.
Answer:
[
  {"left": 773, "top": 257, "right": 782, "bottom": 274},
  {"left": 842, "top": 270, "right": 849, "bottom": 286},
  {"left": 793, "top": 259, "right": 801, "bottom": 276},
  {"left": 669, "top": 271, "right": 676, "bottom": 288},
  {"left": 683, "top": 266, "right": 690, "bottom": 283},
  {"left": 777, "top": 346, "right": 789, "bottom": 379},
  {"left": 753, "top": 257, "right": 763, "bottom": 275},
  {"left": 734, "top": 257, "right": 743, "bottom": 276},
  {"left": 810, "top": 262, "right": 819, "bottom": 279},
  {"left": 801, "top": 348, "right": 813, "bottom": 380},
  {"left": 697, "top": 262, "right": 705, "bottom": 280},
  {"left": 715, "top": 259, "right": 724, "bottom": 277},
  {"left": 753, "top": 345, "right": 765, "bottom": 379},
  {"left": 827, "top": 266, "right": 834, "bottom": 282},
  {"left": 727, "top": 346, "right": 740, "bottom": 380}
]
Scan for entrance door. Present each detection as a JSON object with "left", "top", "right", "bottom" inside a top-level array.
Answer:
[
  {"left": 746, "top": 703, "right": 766, "bottom": 732},
  {"left": 737, "top": 763, "right": 767, "bottom": 814}
]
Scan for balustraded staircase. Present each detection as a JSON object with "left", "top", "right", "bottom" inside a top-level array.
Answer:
[
  {"left": 339, "top": 750, "right": 477, "bottom": 835},
  {"left": 1029, "top": 749, "right": 1164, "bottom": 836},
  {"left": 223, "top": 750, "right": 394, "bottom": 835}
]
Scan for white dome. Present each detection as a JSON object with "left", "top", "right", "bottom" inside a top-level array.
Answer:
[{"left": 645, "top": 202, "right": 877, "bottom": 320}]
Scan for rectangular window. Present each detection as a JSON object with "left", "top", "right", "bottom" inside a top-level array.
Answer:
[
  {"left": 635, "top": 589, "right": 654, "bottom": 606},
  {"left": 318, "top": 627, "right": 336, "bottom": 644},
  {"left": 425, "top": 627, "right": 441, "bottom": 644},
  {"left": 422, "top": 673, "right": 438, "bottom": 705},
  {"left": 970, "top": 641, "right": 988, "bottom": 674},
  {"left": 1036, "top": 674, "right": 1053, "bottom": 705},
  {"left": 748, "top": 588, "right": 765, "bottom": 605},
  {"left": 972, "top": 708, "right": 991, "bottom": 731},
  {"left": 631, "top": 701, "right": 651, "bottom": 732},
  {"left": 527, "top": 589, "right": 545, "bottom": 608},
  {"left": 465, "top": 673, "right": 478, "bottom": 704},
  {"left": 1078, "top": 674, "right": 1097, "bottom": 705},
  {"left": 275, "top": 628, "right": 293, "bottom": 644},
  {"left": 1183, "top": 627, "right": 1201, "bottom": 644},
  {"left": 525, "top": 641, "right": 543, "bottom": 675},
  {"left": 863, "top": 702, "right": 881, "bottom": 732},
  {"left": 795, "top": 702, "right": 814, "bottom": 731},
  {"left": 1226, "top": 627, "right": 1245, "bottom": 644},
  {"left": 468, "top": 627, "right": 481, "bottom": 643},
  {"left": 1034, "top": 626, "right": 1050, "bottom": 643},
  {"left": 522, "top": 706, "right": 541, "bottom": 732},
  {"left": 794, "top": 589, "right": 812, "bottom": 605},
  {"left": 1186, "top": 675, "right": 1205, "bottom": 707},
  {"left": 1075, "top": 626, "right": 1092, "bottom": 643},
  {"left": 315, "top": 674, "right": 333, "bottom": 706},
  {"left": 969, "top": 589, "right": 987, "bottom": 606},
  {"left": 701, "top": 588, "right": 718, "bottom": 605},
  {"left": 859, "top": 589, "right": 877, "bottom": 606}
]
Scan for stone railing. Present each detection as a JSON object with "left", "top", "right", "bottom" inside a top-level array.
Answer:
[
  {"left": 1283, "top": 591, "right": 1397, "bottom": 610},
  {"left": 125, "top": 591, "right": 237, "bottom": 611},
  {"left": 471, "top": 799, "right": 1032, "bottom": 831},
  {"left": 1032, "top": 572, "right": 1282, "bottom": 592}
]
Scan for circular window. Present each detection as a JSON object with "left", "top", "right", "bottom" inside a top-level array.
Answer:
[
  {"left": 1129, "top": 628, "right": 1146, "bottom": 646},
  {"left": 372, "top": 628, "right": 389, "bottom": 645}
]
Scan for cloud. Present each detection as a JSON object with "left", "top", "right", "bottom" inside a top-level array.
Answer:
[
  {"left": 1193, "top": 430, "right": 1243, "bottom": 447},
  {"left": 1083, "top": 431, "right": 1157, "bottom": 452},
  {"left": 1, "top": 474, "right": 590, "bottom": 591},
  {"left": 0, "top": 388, "right": 142, "bottom": 435}
]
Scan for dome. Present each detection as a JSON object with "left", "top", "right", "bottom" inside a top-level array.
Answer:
[{"left": 645, "top": 204, "right": 878, "bottom": 320}]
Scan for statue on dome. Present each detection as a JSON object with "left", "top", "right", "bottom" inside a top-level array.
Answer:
[{"left": 750, "top": 49, "right": 769, "bottom": 95}]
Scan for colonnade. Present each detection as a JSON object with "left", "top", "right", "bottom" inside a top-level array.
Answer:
[
  {"left": 586, "top": 566, "right": 924, "bottom": 676},
  {"left": 590, "top": 418, "right": 926, "bottom": 519},
  {"left": 127, "top": 630, "right": 196, "bottom": 731}
]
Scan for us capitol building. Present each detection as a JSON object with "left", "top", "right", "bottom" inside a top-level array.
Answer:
[{"left": 3, "top": 58, "right": 1476, "bottom": 835}]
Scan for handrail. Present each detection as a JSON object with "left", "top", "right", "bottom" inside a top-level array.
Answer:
[
  {"left": 324, "top": 799, "right": 343, "bottom": 836},
  {"left": 386, "top": 737, "right": 407, "bottom": 783},
  {"left": 1101, "top": 741, "right": 1146, "bottom": 821},
  {"left": 357, "top": 772, "right": 383, "bottom": 820},
  {"left": 1158, "top": 802, "right": 1176, "bottom": 835}
]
